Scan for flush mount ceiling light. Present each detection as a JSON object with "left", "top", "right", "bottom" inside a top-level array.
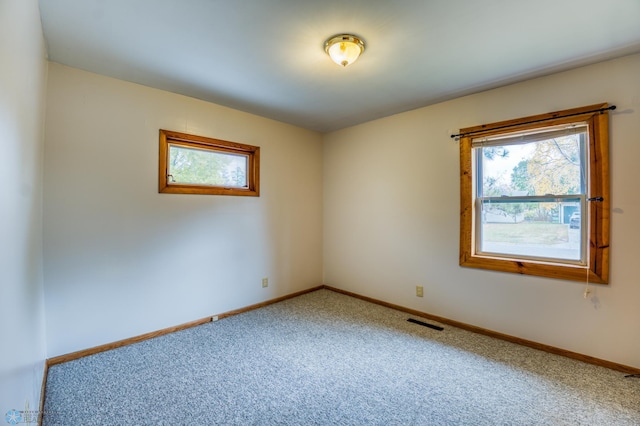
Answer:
[{"left": 324, "top": 34, "right": 365, "bottom": 67}]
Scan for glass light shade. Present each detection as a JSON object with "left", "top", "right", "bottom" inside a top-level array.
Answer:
[{"left": 324, "top": 35, "right": 365, "bottom": 67}]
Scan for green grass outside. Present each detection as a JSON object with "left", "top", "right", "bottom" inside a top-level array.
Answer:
[{"left": 483, "top": 222, "right": 569, "bottom": 244}]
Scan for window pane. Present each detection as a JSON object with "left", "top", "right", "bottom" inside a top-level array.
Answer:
[
  {"left": 479, "top": 133, "right": 585, "bottom": 197},
  {"left": 478, "top": 199, "right": 583, "bottom": 262},
  {"left": 169, "top": 144, "right": 248, "bottom": 188}
]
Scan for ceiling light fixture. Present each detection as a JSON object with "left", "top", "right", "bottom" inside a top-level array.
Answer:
[{"left": 324, "top": 34, "right": 365, "bottom": 67}]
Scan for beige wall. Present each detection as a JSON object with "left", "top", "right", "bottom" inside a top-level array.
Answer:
[
  {"left": 0, "top": 0, "right": 48, "bottom": 411},
  {"left": 323, "top": 53, "right": 640, "bottom": 368},
  {"left": 43, "top": 64, "right": 324, "bottom": 357}
]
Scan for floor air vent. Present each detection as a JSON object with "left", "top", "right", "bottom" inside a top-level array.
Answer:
[{"left": 407, "top": 318, "right": 444, "bottom": 331}]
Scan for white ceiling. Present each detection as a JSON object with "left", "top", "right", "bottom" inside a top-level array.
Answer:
[{"left": 39, "top": 0, "right": 640, "bottom": 133}]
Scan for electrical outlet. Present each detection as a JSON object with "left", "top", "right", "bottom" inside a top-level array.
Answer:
[
  {"left": 262, "top": 277, "right": 269, "bottom": 288},
  {"left": 416, "top": 286, "right": 424, "bottom": 297}
]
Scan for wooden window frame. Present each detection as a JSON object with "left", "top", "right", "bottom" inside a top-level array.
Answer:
[
  {"left": 159, "top": 129, "right": 260, "bottom": 196},
  {"left": 459, "top": 104, "right": 610, "bottom": 284}
]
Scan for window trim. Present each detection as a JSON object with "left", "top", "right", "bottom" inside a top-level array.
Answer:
[
  {"left": 459, "top": 104, "right": 610, "bottom": 284},
  {"left": 159, "top": 129, "right": 260, "bottom": 196}
]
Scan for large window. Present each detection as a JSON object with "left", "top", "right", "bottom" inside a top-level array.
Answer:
[
  {"left": 159, "top": 130, "right": 260, "bottom": 196},
  {"left": 459, "top": 104, "right": 611, "bottom": 283}
]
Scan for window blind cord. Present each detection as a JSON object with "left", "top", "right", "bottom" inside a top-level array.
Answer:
[{"left": 583, "top": 264, "right": 591, "bottom": 299}]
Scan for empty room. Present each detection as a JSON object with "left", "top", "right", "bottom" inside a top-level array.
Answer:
[{"left": 2, "top": 0, "right": 640, "bottom": 424}]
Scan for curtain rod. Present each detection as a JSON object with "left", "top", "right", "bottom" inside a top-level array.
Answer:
[{"left": 450, "top": 105, "right": 616, "bottom": 140}]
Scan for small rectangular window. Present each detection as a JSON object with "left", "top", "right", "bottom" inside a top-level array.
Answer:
[{"left": 159, "top": 130, "right": 259, "bottom": 196}]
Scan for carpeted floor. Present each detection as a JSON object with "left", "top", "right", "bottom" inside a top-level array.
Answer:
[{"left": 43, "top": 289, "right": 640, "bottom": 425}]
